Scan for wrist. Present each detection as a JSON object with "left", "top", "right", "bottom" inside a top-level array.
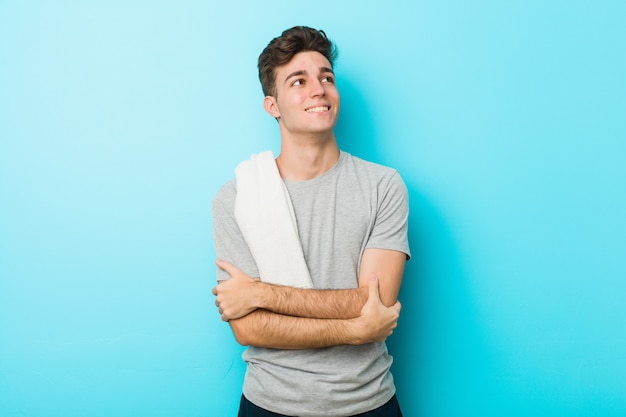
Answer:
[
  {"left": 346, "top": 317, "right": 367, "bottom": 345},
  {"left": 252, "top": 281, "right": 269, "bottom": 310}
]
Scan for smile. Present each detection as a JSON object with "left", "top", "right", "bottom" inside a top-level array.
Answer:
[{"left": 305, "top": 106, "right": 330, "bottom": 113}]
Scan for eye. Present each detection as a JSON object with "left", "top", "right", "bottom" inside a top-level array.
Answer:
[
  {"left": 292, "top": 79, "right": 304, "bottom": 86},
  {"left": 321, "top": 76, "right": 334, "bottom": 84}
]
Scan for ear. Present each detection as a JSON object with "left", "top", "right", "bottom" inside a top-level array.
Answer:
[{"left": 263, "top": 96, "right": 281, "bottom": 119}]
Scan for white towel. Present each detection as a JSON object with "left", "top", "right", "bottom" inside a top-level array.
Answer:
[{"left": 234, "top": 151, "right": 313, "bottom": 289}]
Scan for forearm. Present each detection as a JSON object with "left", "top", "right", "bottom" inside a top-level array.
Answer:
[
  {"left": 255, "top": 248, "right": 405, "bottom": 318},
  {"left": 257, "top": 284, "right": 368, "bottom": 319},
  {"left": 229, "top": 309, "right": 362, "bottom": 349},
  {"left": 214, "top": 249, "right": 405, "bottom": 322}
]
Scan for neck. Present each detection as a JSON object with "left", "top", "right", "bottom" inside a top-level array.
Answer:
[{"left": 276, "top": 131, "right": 340, "bottom": 181}]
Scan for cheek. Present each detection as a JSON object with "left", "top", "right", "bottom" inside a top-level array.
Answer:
[
  {"left": 281, "top": 94, "right": 307, "bottom": 111},
  {"left": 328, "top": 87, "right": 340, "bottom": 103},
  {"left": 331, "top": 92, "right": 340, "bottom": 110}
]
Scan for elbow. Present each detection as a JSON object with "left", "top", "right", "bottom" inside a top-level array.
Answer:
[
  {"left": 229, "top": 319, "right": 252, "bottom": 346},
  {"left": 381, "top": 295, "right": 399, "bottom": 308}
]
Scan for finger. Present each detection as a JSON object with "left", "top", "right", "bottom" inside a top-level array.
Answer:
[
  {"left": 215, "top": 259, "right": 232, "bottom": 272},
  {"left": 216, "top": 259, "right": 242, "bottom": 276}
]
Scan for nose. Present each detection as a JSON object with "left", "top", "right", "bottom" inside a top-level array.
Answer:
[{"left": 309, "top": 78, "right": 326, "bottom": 98}]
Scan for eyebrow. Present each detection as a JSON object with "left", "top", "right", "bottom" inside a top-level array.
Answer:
[{"left": 284, "top": 67, "right": 335, "bottom": 84}]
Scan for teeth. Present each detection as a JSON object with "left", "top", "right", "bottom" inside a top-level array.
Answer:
[{"left": 306, "top": 106, "right": 329, "bottom": 113}]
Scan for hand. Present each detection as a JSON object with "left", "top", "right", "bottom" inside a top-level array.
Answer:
[
  {"left": 351, "top": 275, "right": 401, "bottom": 344},
  {"left": 212, "top": 259, "right": 262, "bottom": 321}
]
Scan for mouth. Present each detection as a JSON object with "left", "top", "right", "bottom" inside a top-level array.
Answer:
[{"left": 305, "top": 106, "right": 330, "bottom": 113}]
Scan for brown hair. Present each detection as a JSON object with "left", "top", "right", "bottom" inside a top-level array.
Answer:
[{"left": 258, "top": 26, "right": 338, "bottom": 97}]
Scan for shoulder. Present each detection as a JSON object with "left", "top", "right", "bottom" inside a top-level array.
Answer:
[
  {"left": 343, "top": 152, "right": 398, "bottom": 174},
  {"left": 212, "top": 178, "right": 237, "bottom": 207},
  {"left": 341, "top": 152, "right": 405, "bottom": 187}
]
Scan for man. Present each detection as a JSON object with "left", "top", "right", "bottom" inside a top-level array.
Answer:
[{"left": 212, "top": 26, "right": 410, "bottom": 417}]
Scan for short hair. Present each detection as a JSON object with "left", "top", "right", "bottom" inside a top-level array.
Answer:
[{"left": 258, "top": 26, "right": 338, "bottom": 97}]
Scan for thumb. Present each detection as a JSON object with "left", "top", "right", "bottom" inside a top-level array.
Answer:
[{"left": 367, "top": 275, "right": 380, "bottom": 301}]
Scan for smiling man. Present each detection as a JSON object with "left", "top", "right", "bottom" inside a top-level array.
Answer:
[{"left": 212, "top": 26, "right": 410, "bottom": 417}]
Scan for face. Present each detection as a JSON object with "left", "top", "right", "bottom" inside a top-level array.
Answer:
[{"left": 264, "top": 51, "right": 340, "bottom": 138}]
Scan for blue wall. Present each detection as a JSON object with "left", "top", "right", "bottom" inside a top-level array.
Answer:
[{"left": 1, "top": 1, "right": 624, "bottom": 416}]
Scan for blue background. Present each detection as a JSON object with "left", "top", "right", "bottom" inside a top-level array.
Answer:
[{"left": 1, "top": 1, "right": 625, "bottom": 416}]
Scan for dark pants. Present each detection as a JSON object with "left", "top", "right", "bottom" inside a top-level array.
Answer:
[{"left": 238, "top": 394, "right": 403, "bottom": 417}]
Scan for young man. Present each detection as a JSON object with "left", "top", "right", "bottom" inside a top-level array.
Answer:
[{"left": 212, "top": 26, "right": 410, "bottom": 417}]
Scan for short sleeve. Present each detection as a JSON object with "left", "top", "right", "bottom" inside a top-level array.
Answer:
[
  {"left": 212, "top": 180, "right": 259, "bottom": 280},
  {"left": 365, "top": 171, "right": 410, "bottom": 259}
]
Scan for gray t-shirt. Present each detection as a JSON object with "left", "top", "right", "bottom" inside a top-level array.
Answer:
[{"left": 212, "top": 151, "right": 410, "bottom": 416}]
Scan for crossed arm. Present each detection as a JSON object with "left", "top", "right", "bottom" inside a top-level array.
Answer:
[{"left": 212, "top": 248, "right": 406, "bottom": 349}]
